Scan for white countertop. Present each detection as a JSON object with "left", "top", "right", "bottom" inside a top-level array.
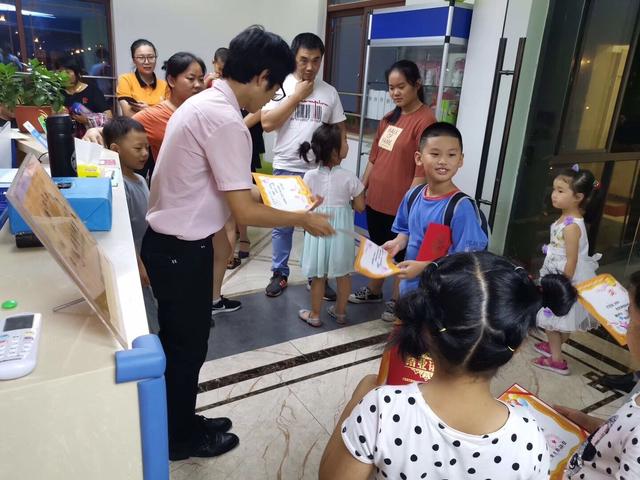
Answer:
[
  {"left": 0, "top": 147, "right": 149, "bottom": 391},
  {"left": 0, "top": 143, "right": 147, "bottom": 478}
]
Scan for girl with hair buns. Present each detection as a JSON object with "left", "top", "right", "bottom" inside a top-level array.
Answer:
[{"left": 320, "top": 251, "right": 578, "bottom": 480}]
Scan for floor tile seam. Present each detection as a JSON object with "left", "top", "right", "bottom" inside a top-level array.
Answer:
[
  {"left": 288, "top": 387, "right": 334, "bottom": 436},
  {"left": 196, "top": 345, "right": 380, "bottom": 406},
  {"left": 198, "top": 344, "right": 302, "bottom": 383},
  {"left": 199, "top": 325, "right": 616, "bottom": 397},
  {"left": 195, "top": 355, "right": 381, "bottom": 412},
  {"left": 198, "top": 333, "right": 388, "bottom": 393},
  {"left": 564, "top": 337, "right": 630, "bottom": 372},
  {"left": 581, "top": 392, "right": 626, "bottom": 414},
  {"left": 578, "top": 330, "right": 630, "bottom": 363},
  {"left": 220, "top": 278, "right": 312, "bottom": 298},
  {"left": 586, "top": 328, "right": 627, "bottom": 348}
]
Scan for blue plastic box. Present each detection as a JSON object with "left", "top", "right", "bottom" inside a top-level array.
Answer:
[{"left": 9, "top": 177, "right": 112, "bottom": 234}]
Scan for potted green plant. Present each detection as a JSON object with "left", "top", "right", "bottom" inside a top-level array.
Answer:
[{"left": 0, "top": 59, "right": 68, "bottom": 132}]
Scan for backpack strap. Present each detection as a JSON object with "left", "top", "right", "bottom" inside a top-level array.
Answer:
[
  {"left": 443, "top": 192, "right": 485, "bottom": 232},
  {"left": 406, "top": 184, "right": 426, "bottom": 215}
]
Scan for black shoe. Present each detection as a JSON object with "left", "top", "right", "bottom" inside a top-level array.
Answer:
[
  {"left": 266, "top": 273, "right": 288, "bottom": 297},
  {"left": 599, "top": 372, "right": 637, "bottom": 393},
  {"left": 306, "top": 279, "right": 337, "bottom": 301},
  {"left": 195, "top": 414, "right": 232, "bottom": 433},
  {"left": 348, "top": 286, "right": 383, "bottom": 304},
  {"left": 169, "top": 431, "right": 239, "bottom": 461},
  {"left": 211, "top": 296, "right": 242, "bottom": 317}
]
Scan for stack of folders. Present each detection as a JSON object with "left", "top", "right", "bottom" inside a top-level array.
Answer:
[{"left": 366, "top": 90, "right": 396, "bottom": 120}]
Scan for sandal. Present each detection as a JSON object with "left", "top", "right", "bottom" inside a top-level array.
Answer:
[
  {"left": 532, "top": 355, "right": 570, "bottom": 375},
  {"left": 238, "top": 240, "right": 251, "bottom": 259},
  {"left": 298, "top": 309, "right": 322, "bottom": 327},
  {"left": 327, "top": 305, "right": 347, "bottom": 325},
  {"left": 226, "top": 256, "right": 241, "bottom": 270}
]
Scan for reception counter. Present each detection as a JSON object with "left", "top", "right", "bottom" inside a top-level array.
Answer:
[{"left": 0, "top": 147, "right": 153, "bottom": 479}]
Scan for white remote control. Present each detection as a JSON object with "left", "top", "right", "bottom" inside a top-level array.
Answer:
[{"left": 0, "top": 313, "right": 41, "bottom": 380}]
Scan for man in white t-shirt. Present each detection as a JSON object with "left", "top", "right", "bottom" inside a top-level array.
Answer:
[{"left": 262, "top": 32, "right": 346, "bottom": 298}]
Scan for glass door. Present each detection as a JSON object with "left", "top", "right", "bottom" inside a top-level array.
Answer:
[{"left": 505, "top": 0, "right": 640, "bottom": 274}]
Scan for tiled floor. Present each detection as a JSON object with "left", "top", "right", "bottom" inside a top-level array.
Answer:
[{"left": 169, "top": 227, "right": 635, "bottom": 480}]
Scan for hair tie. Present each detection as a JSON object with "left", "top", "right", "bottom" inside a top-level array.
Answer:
[
  {"left": 507, "top": 346, "right": 515, "bottom": 352},
  {"left": 432, "top": 261, "right": 439, "bottom": 269},
  {"left": 514, "top": 266, "right": 525, "bottom": 272},
  {"left": 439, "top": 327, "right": 447, "bottom": 333},
  {"left": 593, "top": 179, "right": 601, "bottom": 190},
  {"left": 571, "top": 164, "right": 580, "bottom": 172}
]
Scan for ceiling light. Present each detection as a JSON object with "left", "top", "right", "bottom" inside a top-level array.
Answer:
[{"left": 0, "top": 3, "right": 55, "bottom": 18}]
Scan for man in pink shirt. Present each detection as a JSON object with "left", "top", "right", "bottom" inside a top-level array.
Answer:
[{"left": 142, "top": 26, "right": 334, "bottom": 461}]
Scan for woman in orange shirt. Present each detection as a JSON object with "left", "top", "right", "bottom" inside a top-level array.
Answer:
[
  {"left": 133, "top": 52, "right": 206, "bottom": 165},
  {"left": 348, "top": 60, "right": 436, "bottom": 320},
  {"left": 116, "top": 39, "right": 169, "bottom": 117}
]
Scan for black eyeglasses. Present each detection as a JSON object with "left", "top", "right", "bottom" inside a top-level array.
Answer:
[
  {"left": 134, "top": 55, "right": 157, "bottom": 63},
  {"left": 272, "top": 87, "right": 286, "bottom": 102}
]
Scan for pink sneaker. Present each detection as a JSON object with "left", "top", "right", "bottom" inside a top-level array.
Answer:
[
  {"left": 532, "top": 356, "right": 570, "bottom": 375},
  {"left": 533, "top": 341, "right": 551, "bottom": 357}
]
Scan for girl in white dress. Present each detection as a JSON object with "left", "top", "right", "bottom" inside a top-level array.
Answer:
[
  {"left": 298, "top": 124, "right": 365, "bottom": 327},
  {"left": 533, "top": 165, "right": 601, "bottom": 375}
]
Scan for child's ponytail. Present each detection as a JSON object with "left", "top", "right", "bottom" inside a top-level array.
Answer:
[
  {"left": 539, "top": 273, "right": 577, "bottom": 317},
  {"left": 298, "top": 123, "right": 342, "bottom": 166},
  {"left": 298, "top": 141, "right": 312, "bottom": 163}
]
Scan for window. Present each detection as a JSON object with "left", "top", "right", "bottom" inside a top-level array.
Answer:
[
  {"left": 611, "top": 34, "right": 640, "bottom": 152},
  {"left": 324, "top": 0, "right": 405, "bottom": 134},
  {"left": 505, "top": 0, "right": 640, "bottom": 270},
  {"left": 0, "top": 1, "right": 114, "bottom": 98},
  {"left": 559, "top": 0, "right": 639, "bottom": 152}
]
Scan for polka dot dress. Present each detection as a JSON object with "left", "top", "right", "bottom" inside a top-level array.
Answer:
[
  {"left": 565, "top": 393, "right": 640, "bottom": 479},
  {"left": 342, "top": 383, "right": 550, "bottom": 479}
]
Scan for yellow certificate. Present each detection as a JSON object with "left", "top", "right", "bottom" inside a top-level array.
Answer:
[
  {"left": 252, "top": 172, "right": 314, "bottom": 211},
  {"left": 354, "top": 235, "right": 401, "bottom": 279},
  {"left": 499, "top": 384, "right": 588, "bottom": 480},
  {"left": 577, "top": 274, "right": 629, "bottom": 345}
]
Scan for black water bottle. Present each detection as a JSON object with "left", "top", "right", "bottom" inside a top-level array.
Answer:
[{"left": 46, "top": 115, "right": 77, "bottom": 177}]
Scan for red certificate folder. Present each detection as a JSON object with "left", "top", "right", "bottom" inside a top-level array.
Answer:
[
  {"left": 416, "top": 223, "right": 452, "bottom": 261},
  {"left": 377, "top": 323, "right": 435, "bottom": 386}
]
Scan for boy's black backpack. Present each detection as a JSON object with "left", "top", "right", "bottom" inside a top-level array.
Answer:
[{"left": 406, "top": 184, "right": 490, "bottom": 248}]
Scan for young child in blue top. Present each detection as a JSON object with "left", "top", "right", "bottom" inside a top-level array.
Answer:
[{"left": 383, "top": 122, "right": 488, "bottom": 295}]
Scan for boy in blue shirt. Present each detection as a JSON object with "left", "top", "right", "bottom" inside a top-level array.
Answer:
[{"left": 383, "top": 122, "right": 488, "bottom": 294}]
